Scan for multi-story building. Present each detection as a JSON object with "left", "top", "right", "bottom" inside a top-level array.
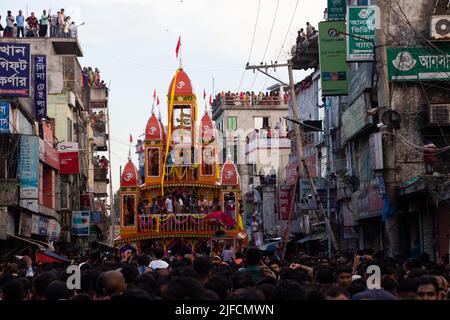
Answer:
[
  {"left": 211, "top": 90, "right": 290, "bottom": 238},
  {"left": 0, "top": 35, "right": 110, "bottom": 257},
  {"left": 286, "top": 0, "right": 450, "bottom": 260}
]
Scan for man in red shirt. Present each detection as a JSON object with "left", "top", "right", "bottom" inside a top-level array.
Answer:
[{"left": 423, "top": 139, "right": 437, "bottom": 174}]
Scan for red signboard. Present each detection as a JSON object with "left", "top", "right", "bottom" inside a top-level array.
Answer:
[
  {"left": 286, "top": 163, "right": 298, "bottom": 186},
  {"left": 59, "top": 152, "right": 80, "bottom": 174},
  {"left": 278, "top": 187, "right": 291, "bottom": 220},
  {"left": 44, "top": 143, "right": 60, "bottom": 170}
]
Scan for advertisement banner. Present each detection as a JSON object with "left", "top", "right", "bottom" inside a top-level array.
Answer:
[
  {"left": 19, "top": 212, "right": 32, "bottom": 237},
  {"left": 59, "top": 151, "right": 80, "bottom": 174},
  {"left": 341, "top": 94, "right": 369, "bottom": 143},
  {"left": 299, "top": 179, "right": 317, "bottom": 210},
  {"left": 57, "top": 142, "right": 79, "bottom": 153},
  {"left": 347, "top": 6, "right": 376, "bottom": 61},
  {"left": 286, "top": 162, "right": 298, "bottom": 186},
  {"left": 38, "top": 216, "right": 49, "bottom": 236},
  {"left": 327, "top": 0, "right": 346, "bottom": 21},
  {"left": 34, "top": 55, "right": 47, "bottom": 119},
  {"left": 90, "top": 211, "right": 102, "bottom": 224},
  {"left": 278, "top": 187, "right": 291, "bottom": 220},
  {"left": 0, "top": 101, "right": 10, "bottom": 133},
  {"left": 31, "top": 214, "right": 40, "bottom": 234},
  {"left": 48, "top": 219, "right": 61, "bottom": 241},
  {"left": 318, "top": 21, "right": 348, "bottom": 96},
  {"left": 44, "top": 142, "right": 60, "bottom": 170},
  {"left": 348, "top": 63, "right": 373, "bottom": 105},
  {"left": 19, "top": 135, "right": 39, "bottom": 199},
  {"left": 387, "top": 47, "right": 450, "bottom": 81},
  {"left": 72, "top": 211, "right": 90, "bottom": 236},
  {"left": 0, "top": 43, "right": 30, "bottom": 96}
]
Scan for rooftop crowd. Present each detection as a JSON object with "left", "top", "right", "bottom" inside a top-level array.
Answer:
[
  {"left": 213, "top": 91, "right": 289, "bottom": 107},
  {"left": 293, "top": 21, "right": 319, "bottom": 56},
  {"left": 1, "top": 246, "right": 449, "bottom": 300},
  {"left": 83, "top": 67, "right": 107, "bottom": 89},
  {"left": 0, "top": 9, "right": 81, "bottom": 38}
]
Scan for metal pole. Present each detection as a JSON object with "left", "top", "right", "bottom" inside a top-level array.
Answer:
[
  {"left": 326, "top": 98, "right": 331, "bottom": 259},
  {"left": 106, "top": 83, "right": 115, "bottom": 246}
]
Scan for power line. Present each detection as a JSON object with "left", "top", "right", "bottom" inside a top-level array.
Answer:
[
  {"left": 262, "top": 0, "right": 300, "bottom": 90},
  {"left": 250, "top": 0, "right": 281, "bottom": 91},
  {"left": 237, "top": 0, "right": 262, "bottom": 92}
]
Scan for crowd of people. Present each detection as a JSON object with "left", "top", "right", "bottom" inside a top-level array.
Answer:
[
  {"left": 213, "top": 91, "right": 289, "bottom": 107},
  {"left": 0, "top": 9, "right": 81, "bottom": 38},
  {"left": 1, "top": 247, "right": 449, "bottom": 301},
  {"left": 94, "top": 155, "right": 109, "bottom": 174},
  {"left": 294, "top": 22, "right": 319, "bottom": 55},
  {"left": 138, "top": 193, "right": 223, "bottom": 216},
  {"left": 82, "top": 67, "right": 106, "bottom": 89}
]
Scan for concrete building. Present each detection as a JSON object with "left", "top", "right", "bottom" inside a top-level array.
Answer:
[
  {"left": 0, "top": 36, "right": 110, "bottom": 256},
  {"left": 211, "top": 90, "right": 290, "bottom": 238}
]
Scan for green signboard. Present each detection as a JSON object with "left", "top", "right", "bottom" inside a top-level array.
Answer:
[
  {"left": 328, "top": 0, "right": 346, "bottom": 21},
  {"left": 347, "top": 6, "right": 376, "bottom": 61},
  {"left": 387, "top": 47, "right": 450, "bottom": 81},
  {"left": 319, "top": 21, "right": 348, "bottom": 96}
]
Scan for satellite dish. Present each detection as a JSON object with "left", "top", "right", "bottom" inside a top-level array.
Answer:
[{"left": 382, "top": 110, "right": 401, "bottom": 129}]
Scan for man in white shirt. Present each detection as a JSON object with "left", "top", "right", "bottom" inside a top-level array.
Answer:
[
  {"left": 165, "top": 196, "right": 173, "bottom": 214},
  {"left": 149, "top": 248, "right": 169, "bottom": 270}
]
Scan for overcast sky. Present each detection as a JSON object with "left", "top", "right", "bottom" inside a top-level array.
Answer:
[{"left": 5, "top": 0, "right": 326, "bottom": 192}]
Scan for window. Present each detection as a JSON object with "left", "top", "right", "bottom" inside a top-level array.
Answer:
[
  {"left": 173, "top": 105, "right": 192, "bottom": 130},
  {"left": 227, "top": 116, "right": 237, "bottom": 131},
  {"left": 254, "top": 117, "right": 269, "bottom": 129},
  {"left": 122, "top": 194, "right": 136, "bottom": 227},
  {"left": 147, "top": 148, "right": 160, "bottom": 177}
]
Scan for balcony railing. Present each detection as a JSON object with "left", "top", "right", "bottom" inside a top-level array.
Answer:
[
  {"left": 94, "top": 167, "right": 108, "bottom": 181},
  {"left": 138, "top": 213, "right": 219, "bottom": 234},
  {"left": 213, "top": 97, "right": 287, "bottom": 108}
]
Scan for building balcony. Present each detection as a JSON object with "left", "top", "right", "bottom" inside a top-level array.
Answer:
[
  {"left": 89, "top": 87, "right": 108, "bottom": 108},
  {"left": 63, "top": 56, "right": 83, "bottom": 99},
  {"left": 94, "top": 180, "right": 108, "bottom": 197},
  {"left": 291, "top": 36, "right": 319, "bottom": 70},
  {"left": 4, "top": 37, "right": 83, "bottom": 56},
  {"left": 245, "top": 129, "right": 291, "bottom": 154},
  {"left": 212, "top": 96, "right": 288, "bottom": 119},
  {"left": 94, "top": 167, "right": 109, "bottom": 181},
  {"left": 93, "top": 134, "right": 108, "bottom": 151},
  {"left": 137, "top": 213, "right": 220, "bottom": 235},
  {"left": 91, "top": 113, "right": 106, "bottom": 133}
]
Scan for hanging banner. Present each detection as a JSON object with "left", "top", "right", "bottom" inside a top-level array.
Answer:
[
  {"left": 278, "top": 187, "right": 291, "bottom": 220},
  {"left": 19, "top": 212, "right": 32, "bottom": 237},
  {"left": 0, "top": 101, "right": 10, "bottom": 133},
  {"left": 38, "top": 216, "right": 49, "bottom": 236},
  {"left": 48, "top": 219, "right": 61, "bottom": 241},
  {"left": 72, "top": 211, "right": 90, "bottom": 236},
  {"left": 327, "top": 0, "right": 346, "bottom": 21},
  {"left": 387, "top": 47, "right": 450, "bottom": 81},
  {"left": 0, "top": 43, "right": 30, "bottom": 96},
  {"left": 19, "top": 135, "right": 40, "bottom": 199},
  {"left": 34, "top": 55, "right": 47, "bottom": 119},
  {"left": 59, "top": 151, "right": 80, "bottom": 174},
  {"left": 347, "top": 6, "right": 377, "bottom": 61},
  {"left": 318, "top": 21, "right": 348, "bottom": 96},
  {"left": 31, "top": 214, "right": 40, "bottom": 235}
]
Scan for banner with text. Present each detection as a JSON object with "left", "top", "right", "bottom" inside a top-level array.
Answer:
[
  {"left": 72, "top": 211, "right": 90, "bottom": 236},
  {"left": 19, "top": 135, "right": 39, "bottom": 199},
  {"left": 0, "top": 101, "right": 10, "bottom": 133},
  {"left": 387, "top": 47, "right": 450, "bottom": 81},
  {"left": 319, "top": 21, "right": 348, "bottom": 96},
  {"left": 0, "top": 43, "right": 30, "bottom": 96},
  {"left": 328, "top": 0, "right": 346, "bottom": 21},
  {"left": 347, "top": 6, "right": 376, "bottom": 61},
  {"left": 34, "top": 55, "right": 47, "bottom": 119}
]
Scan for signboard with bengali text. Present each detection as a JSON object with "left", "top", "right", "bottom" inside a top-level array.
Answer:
[{"left": 0, "top": 43, "right": 30, "bottom": 96}]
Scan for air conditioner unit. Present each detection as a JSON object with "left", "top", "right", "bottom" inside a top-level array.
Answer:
[
  {"left": 430, "top": 15, "right": 450, "bottom": 40},
  {"left": 429, "top": 104, "right": 450, "bottom": 125}
]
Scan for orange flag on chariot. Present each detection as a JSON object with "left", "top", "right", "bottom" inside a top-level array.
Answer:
[
  {"left": 157, "top": 96, "right": 160, "bottom": 106},
  {"left": 130, "top": 134, "right": 133, "bottom": 143},
  {"left": 153, "top": 89, "right": 156, "bottom": 99},
  {"left": 176, "top": 36, "right": 181, "bottom": 59}
]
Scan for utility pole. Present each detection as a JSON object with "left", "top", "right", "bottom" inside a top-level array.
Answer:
[
  {"left": 106, "top": 83, "right": 115, "bottom": 246},
  {"left": 246, "top": 62, "right": 339, "bottom": 259}
]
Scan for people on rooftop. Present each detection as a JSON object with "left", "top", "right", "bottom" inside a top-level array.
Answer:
[
  {"left": 213, "top": 91, "right": 288, "bottom": 107},
  {"left": 1, "top": 8, "right": 80, "bottom": 38}
]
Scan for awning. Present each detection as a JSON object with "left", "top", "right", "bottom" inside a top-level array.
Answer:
[
  {"left": 7, "top": 234, "right": 47, "bottom": 251},
  {"left": 257, "top": 241, "right": 281, "bottom": 251},
  {"left": 297, "top": 233, "right": 327, "bottom": 244},
  {"left": 36, "top": 250, "right": 70, "bottom": 264}
]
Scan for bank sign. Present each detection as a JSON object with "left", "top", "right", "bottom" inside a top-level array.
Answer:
[
  {"left": 387, "top": 47, "right": 450, "bottom": 81},
  {"left": 319, "top": 21, "right": 349, "bottom": 96},
  {"left": 347, "top": 6, "right": 377, "bottom": 61}
]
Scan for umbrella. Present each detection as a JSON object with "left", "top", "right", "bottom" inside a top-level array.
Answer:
[{"left": 205, "top": 211, "right": 236, "bottom": 227}]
